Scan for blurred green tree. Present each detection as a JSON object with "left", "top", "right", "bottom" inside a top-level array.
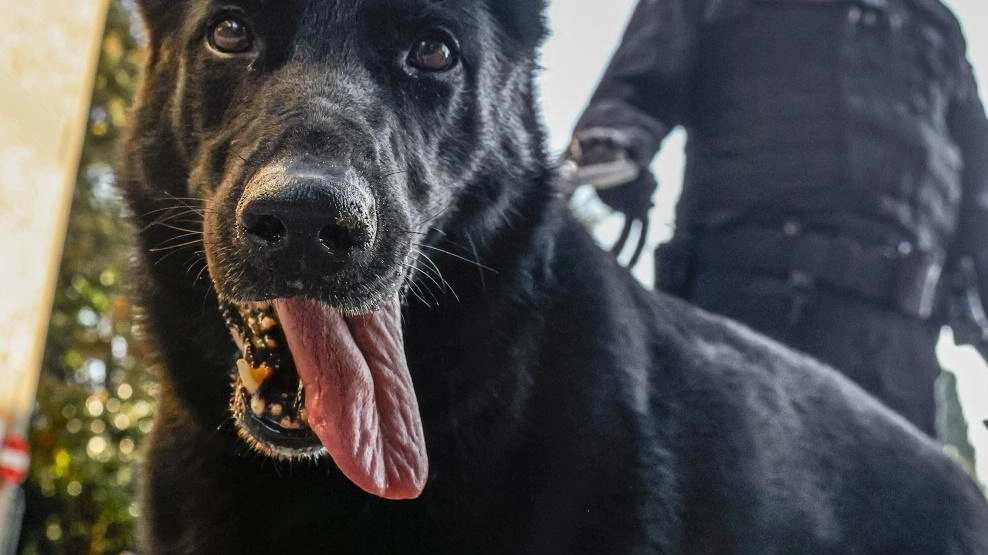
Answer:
[{"left": 17, "top": 2, "right": 151, "bottom": 554}]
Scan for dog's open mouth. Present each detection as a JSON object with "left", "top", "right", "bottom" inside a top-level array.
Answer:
[{"left": 222, "top": 297, "right": 428, "bottom": 500}]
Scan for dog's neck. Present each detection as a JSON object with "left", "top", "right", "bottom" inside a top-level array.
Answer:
[{"left": 400, "top": 162, "right": 565, "bottom": 452}]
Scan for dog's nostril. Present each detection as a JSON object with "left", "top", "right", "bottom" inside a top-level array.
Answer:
[
  {"left": 247, "top": 215, "right": 287, "bottom": 244},
  {"left": 319, "top": 223, "right": 361, "bottom": 253}
]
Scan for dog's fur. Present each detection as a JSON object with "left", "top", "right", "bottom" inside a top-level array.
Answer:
[{"left": 121, "top": 1, "right": 988, "bottom": 553}]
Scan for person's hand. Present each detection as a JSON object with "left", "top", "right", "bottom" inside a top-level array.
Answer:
[
  {"left": 566, "top": 133, "right": 657, "bottom": 267},
  {"left": 571, "top": 134, "right": 625, "bottom": 166},
  {"left": 564, "top": 135, "right": 640, "bottom": 190}
]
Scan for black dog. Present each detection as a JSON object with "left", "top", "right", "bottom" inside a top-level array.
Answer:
[{"left": 120, "top": 1, "right": 988, "bottom": 553}]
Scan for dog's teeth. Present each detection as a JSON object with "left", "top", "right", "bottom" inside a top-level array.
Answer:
[
  {"left": 280, "top": 417, "right": 301, "bottom": 430},
  {"left": 238, "top": 359, "right": 274, "bottom": 394},
  {"left": 237, "top": 359, "right": 260, "bottom": 394},
  {"left": 250, "top": 396, "right": 266, "bottom": 416},
  {"left": 251, "top": 365, "right": 273, "bottom": 387},
  {"left": 270, "top": 403, "right": 283, "bottom": 417}
]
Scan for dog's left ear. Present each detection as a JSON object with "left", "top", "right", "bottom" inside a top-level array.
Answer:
[
  {"left": 489, "top": 0, "right": 549, "bottom": 49},
  {"left": 135, "top": 0, "right": 183, "bottom": 42}
]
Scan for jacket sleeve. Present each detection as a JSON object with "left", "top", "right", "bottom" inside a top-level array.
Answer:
[
  {"left": 574, "top": 0, "right": 702, "bottom": 167},
  {"left": 948, "top": 57, "right": 988, "bottom": 298}
]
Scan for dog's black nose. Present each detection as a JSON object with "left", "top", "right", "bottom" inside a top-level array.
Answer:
[{"left": 240, "top": 164, "right": 376, "bottom": 270}]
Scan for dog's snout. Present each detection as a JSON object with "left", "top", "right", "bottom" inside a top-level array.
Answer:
[{"left": 240, "top": 165, "right": 376, "bottom": 271}]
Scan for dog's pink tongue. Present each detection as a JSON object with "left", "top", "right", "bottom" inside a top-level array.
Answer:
[{"left": 272, "top": 298, "right": 427, "bottom": 500}]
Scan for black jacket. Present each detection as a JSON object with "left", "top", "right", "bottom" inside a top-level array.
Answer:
[{"left": 576, "top": 0, "right": 988, "bottom": 275}]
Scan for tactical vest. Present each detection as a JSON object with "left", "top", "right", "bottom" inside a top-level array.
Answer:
[{"left": 677, "top": 0, "right": 965, "bottom": 255}]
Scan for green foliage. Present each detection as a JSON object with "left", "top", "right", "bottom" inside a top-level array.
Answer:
[{"left": 18, "top": 3, "right": 152, "bottom": 554}]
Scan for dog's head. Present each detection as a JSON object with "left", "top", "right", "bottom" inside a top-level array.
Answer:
[{"left": 126, "top": 0, "right": 548, "bottom": 500}]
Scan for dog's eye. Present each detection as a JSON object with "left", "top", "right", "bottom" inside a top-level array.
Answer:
[
  {"left": 408, "top": 36, "right": 457, "bottom": 72},
  {"left": 208, "top": 17, "right": 253, "bottom": 54}
]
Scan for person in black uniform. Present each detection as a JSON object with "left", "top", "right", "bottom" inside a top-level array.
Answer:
[{"left": 568, "top": 0, "right": 988, "bottom": 436}]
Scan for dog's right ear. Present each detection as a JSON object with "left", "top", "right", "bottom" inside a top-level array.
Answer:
[{"left": 489, "top": 0, "right": 549, "bottom": 50}]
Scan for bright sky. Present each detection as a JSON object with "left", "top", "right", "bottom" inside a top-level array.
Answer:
[{"left": 538, "top": 0, "right": 988, "bottom": 481}]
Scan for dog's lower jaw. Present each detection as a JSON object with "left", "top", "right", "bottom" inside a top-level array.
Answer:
[{"left": 231, "top": 387, "right": 327, "bottom": 462}]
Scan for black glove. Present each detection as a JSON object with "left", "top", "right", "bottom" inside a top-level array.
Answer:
[
  {"left": 567, "top": 134, "right": 657, "bottom": 267},
  {"left": 598, "top": 169, "right": 657, "bottom": 268}
]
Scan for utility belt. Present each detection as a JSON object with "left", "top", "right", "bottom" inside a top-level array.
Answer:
[{"left": 657, "top": 225, "right": 944, "bottom": 320}]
